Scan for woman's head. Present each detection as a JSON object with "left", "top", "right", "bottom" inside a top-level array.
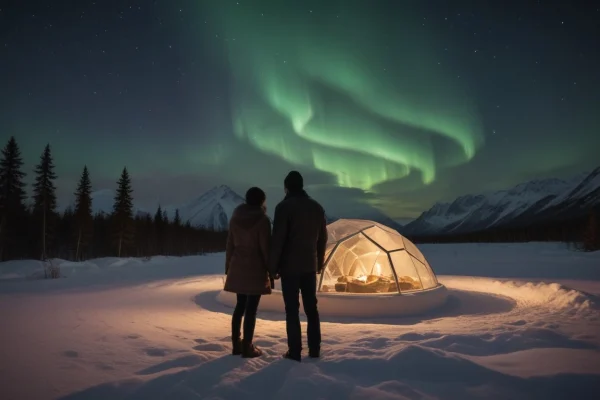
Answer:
[{"left": 245, "top": 187, "right": 266, "bottom": 209}]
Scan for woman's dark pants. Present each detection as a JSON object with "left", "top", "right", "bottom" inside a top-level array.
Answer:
[{"left": 232, "top": 294, "right": 262, "bottom": 343}]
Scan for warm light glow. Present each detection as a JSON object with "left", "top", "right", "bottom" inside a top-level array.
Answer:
[
  {"left": 373, "top": 262, "right": 382, "bottom": 276},
  {"left": 356, "top": 275, "right": 367, "bottom": 283}
]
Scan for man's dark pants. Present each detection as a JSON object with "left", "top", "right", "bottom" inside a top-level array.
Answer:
[{"left": 281, "top": 272, "right": 321, "bottom": 357}]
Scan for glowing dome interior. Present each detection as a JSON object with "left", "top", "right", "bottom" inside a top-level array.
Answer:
[{"left": 319, "top": 219, "right": 439, "bottom": 294}]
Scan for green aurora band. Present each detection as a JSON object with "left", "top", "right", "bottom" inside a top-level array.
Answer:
[{"left": 211, "top": 1, "right": 484, "bottom": 191}]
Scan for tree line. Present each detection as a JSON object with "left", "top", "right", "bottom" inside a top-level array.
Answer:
[
  {"left": 409, "top": 209, "right": 600, "bottom": 252},
  {"left": 0, "top": 137, "right": 227, "bottom": 262}
]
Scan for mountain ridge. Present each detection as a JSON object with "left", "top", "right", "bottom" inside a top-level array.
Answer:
[{"left": 402, "top": 167, "right": 600, "bottom": 237}]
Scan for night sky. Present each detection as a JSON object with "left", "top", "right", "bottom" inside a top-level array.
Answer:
[{"left": 1, "top": 0, "right": 599, "bottom": 221}]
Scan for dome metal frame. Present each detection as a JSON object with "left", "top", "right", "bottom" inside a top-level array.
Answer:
[{"left": 318, "top": 219, "right": 439, "bottom": 295}]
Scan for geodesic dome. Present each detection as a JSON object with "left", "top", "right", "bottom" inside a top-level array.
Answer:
[{"left": 319, "top": 219, "right": 439, "bottom": 294}]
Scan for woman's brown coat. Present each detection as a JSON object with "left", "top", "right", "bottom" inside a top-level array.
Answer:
[{"left": 224, "top": 204, "right": 272, "bottom": 296}]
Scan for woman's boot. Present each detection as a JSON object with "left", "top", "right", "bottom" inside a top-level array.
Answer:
[
  {"left": 232, "top": 337, "right": 242, "bottom": 355},
  {"left": 242, "top": 340, "right": 262, "bottom": 358}
]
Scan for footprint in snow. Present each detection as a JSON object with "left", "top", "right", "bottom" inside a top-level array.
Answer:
[
  {"left": 193, "top": 343, "right": 226, "bottom": 352},
  {"left": 95, "top": 363, "right": 115, "bottom": 371},
  {"left": 62, "top": 350, "right": 79, "bottom": 358},
  {"left": 144, "top": 347, "right": 169, "bottom": 357},
  {"left": 126, "top": 334, "right": 141, "bottom": 340},
  {"left": 507, "top": 320, "right": 528, "bottom": 326}
]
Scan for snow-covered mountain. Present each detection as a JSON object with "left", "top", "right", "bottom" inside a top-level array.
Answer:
[
  {"left": 402, "top": 167, "right": 600, "bottom": 236},
  {"left": 166, "top": 185, "right": 244, "bottom": 231}
]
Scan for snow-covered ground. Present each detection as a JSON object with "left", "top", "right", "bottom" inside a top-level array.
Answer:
[{"left": 1, "top": 242, "right": 599, "bottom": 400}]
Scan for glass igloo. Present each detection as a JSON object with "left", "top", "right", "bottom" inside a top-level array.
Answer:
[{"left": 319, "top": 219, "right": 439, "bottom": 294}]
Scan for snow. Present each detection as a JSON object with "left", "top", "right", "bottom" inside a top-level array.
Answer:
[{"left": 1, "top": 243, "right": 600, "bottom": 400}]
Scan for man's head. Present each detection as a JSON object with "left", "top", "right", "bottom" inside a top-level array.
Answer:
[{"left": 284, "top": 170, "right": 304, "bottom": 194}]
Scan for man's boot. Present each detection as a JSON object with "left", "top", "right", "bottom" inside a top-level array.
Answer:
[{"left": 283, "top": 349, "right": 301, "bottom": 362}]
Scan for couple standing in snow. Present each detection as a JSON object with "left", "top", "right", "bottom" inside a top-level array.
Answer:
[{"left": 223, "top": 171, "right": 328, "bottom": 362}]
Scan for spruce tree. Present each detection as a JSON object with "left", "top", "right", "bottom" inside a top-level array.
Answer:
[
  {"left": 74, "top": 166, "right": 93, "bottom": 260},
  {"left": 174, "top": 209, "right": 181, "bottom": 227},
  {"left": 112, "top": 167, "right": 134, "bottom": 257},
  {"left": 154, "top": 205, "right": 163, "bottom": 225},
  {"left": 172, "top": 209, "right": 182, "bottom": 255},
  {"left": 0, "top": 136, "right": 27, "bottom": 260},
  {"left": 32, "top": 144, "right": 58, "bottom": 260},
  {"left": 162, "top": 209, "right": 169, "bottom": 254},
  {"left": 154, "top": 205, "right": 164, "bottom": 255}
]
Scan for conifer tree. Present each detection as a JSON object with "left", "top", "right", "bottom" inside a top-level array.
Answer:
[
  {"left": 154, "top": 205, "right": 163, "bottom": 224},
  {"left": 174, "top": 209, "right": 181, "bottom": 227},
  {"left": 172, "top": 209, "right": 182, "bottom": 255},
  {"left": 112, "top": 167, "right": 134, "bottom": 257},
  {"left": 154, "top": 205, "right": 164, "bottom": 255},
  {"left": 162, "top": 209, "right": 170, "bottom": 254},
  {"left": 74, "top": 166, "right": 93, "bottom": 260},
  {"left": 32, "top": 144, "right": 58, "bottom": 260},
  {"left": 0, "top": 136, "right": 27, "bottom": 260}
]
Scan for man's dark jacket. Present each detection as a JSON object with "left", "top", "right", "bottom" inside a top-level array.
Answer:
[{"left": 268, "top": 190, "right": 328, "bottom": 277}]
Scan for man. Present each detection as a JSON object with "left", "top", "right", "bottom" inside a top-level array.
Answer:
[{"left": 269, "top": 171, "right": 328, "bottom": 362}]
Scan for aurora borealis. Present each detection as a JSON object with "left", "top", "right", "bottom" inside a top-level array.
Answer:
[
  {"left": 217, "top": 0, "right": 484, "bottom": 190},
  {"left": 1, "top": 1, "right": 599, "bottom": 220}
]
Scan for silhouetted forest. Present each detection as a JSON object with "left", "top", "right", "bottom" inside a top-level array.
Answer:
[
  {"left": 409, "top": 208, "right": 600, "bottom": 252},
  {"left": 2, "top": 137, "right": 597, "bottom": 263},
  {"left": 0, "top": 137, "right": 227, "bottom": 262}
]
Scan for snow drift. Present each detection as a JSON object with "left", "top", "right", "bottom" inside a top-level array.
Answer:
[{"left": 1, "top": 243, "right": 599, "bottom": 400}]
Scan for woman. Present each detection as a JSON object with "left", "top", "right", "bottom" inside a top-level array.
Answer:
[{"left": 224, "top": 187, "right": 272, "bottom": 358}]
